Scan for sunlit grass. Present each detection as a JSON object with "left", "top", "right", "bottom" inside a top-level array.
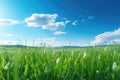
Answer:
[{"left": 0, "top": 45, "right": 120, "bottom": 80}]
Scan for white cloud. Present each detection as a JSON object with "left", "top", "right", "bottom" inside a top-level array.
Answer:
[
  {"left": 33, "top": 37, "right": 70, "bottom": 47},
  {"left": 88, "top": 16, "right": 94, "bottom": 19},
  {"left": 0, "top": 38, "right": 86, "bottom": 47},
  {"left": 5, "top": 34, "right": 14, "bottom": 37},
  {"left": 25, "top": 13, "right": 66, "bottom": 31},
  {"left": 33, "top": 37, "right": 85, "bottom": 47},
  {"left": 42, "top": 22, "right": 65, "bottom": 31},
  {"left": 39, "top": 37, "right": 56, "bottom": 42},
  {"left": 54, "top": 31, "right": 66, "bottom": 35},
  {"left": 65, "top": 20, "right": 71, "bottom": 24},
  {"left": 0, "top": 40, "right": 19, "bottom": 45},
  {"left": 91, "top": 28, "right": 120, "bottom": 46},
  {"left": 0, "top": 18, "right": 20, "bottom": 26},
  {"left": 25, "top": 13, "right": 58, "bottom": 26},
  {"left": 72, "top": 20, "right": 78, "bottom": 25}
]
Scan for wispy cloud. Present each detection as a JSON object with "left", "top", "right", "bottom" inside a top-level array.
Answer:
[
  {"left": 88, "top": 16, "right": 94, "bottom": 20},
  {"left": 5, "top": 34, "right": 14, "bottom": 37},
  {"left": 0, "top": 40, "right": 19, "bottom": 45},
  {"left": 81, "top": 19, "right": 86, "bottom": 22},
  {"left": 72, "top": 20, "right": 78, "bottom": 26},
  {"left": 54, "top": 31, "right": 66, "bottom": 35},
  {"left": 0, "top": 18, "right": 20, "bottom": 26},
  {"left": 0, "top": 38, "right": 85, "bottom": 47},
  {"left": 65, "top": 20, "right": 71, "bottom": 24},
  {"left": 25, "top": 13, "right": 66, "bottom": 31},
  {"left": 35, "top": 38, "right": 84, "bottom": 47},
  {"left": 33, "top": 37, "right": 75, "bottom": 47},
  {"left": 91, "top": 28, "right": 120, "bottom": 46},
  {"left": 78, "top": 15, "right": 95, "bottom": 23},
  {"left": 37, "top": 37, "right": 56, "bottom": 42}
]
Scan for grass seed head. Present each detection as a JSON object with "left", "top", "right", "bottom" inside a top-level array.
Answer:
[
  {"left": 83, "top": 52, "right": 87, "bottom": 59},
  {"left": 114, "top": 51, "right": 116, "bottom": 56},
  {"left": 104, "top": 47, "right": 108, "bottom": 51},
  {"left": 96, "top": 70, "right": 99, "bottom": 74},
  {"left": 4, "top": 62, "right": 10, "bottom": 70},
  {"left": 56, "top": 58, "right": 60, "bottom": 64},
  {"left": 112, "top": 62, "right": 117, "bottom": 72}
]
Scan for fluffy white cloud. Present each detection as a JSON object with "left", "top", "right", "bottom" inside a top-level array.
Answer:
[
  {"left": 25, "top": 13, "right": 66, "bottom": 31},
  {"left": 5, "top": 34, "right": 14, "bottom": 37},
  {"left": 72, "top": 20, "right": 78, "bottom": 25},
  {"left": 42, "top": 22, "right": 65, "bottom": 31},
  {"left": 54, "top": 31, "right": 66, "bottom": 35},
  {"left": 25, "top": 14, "right": 58, "bottom": 26},
  {"left": 0, "top": 18, "right": 19, "bottom": 26},
  {"left": 91, "top": 28, "right": 120, "bottom": 45}
]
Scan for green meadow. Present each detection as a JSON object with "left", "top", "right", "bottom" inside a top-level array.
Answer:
[{"left": 0, "top": 45, "right": 120, "bottom": 80}]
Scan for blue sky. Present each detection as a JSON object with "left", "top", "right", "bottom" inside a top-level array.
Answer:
[{"left": 0, "top": 0, "right": 120, "bottom": 46}]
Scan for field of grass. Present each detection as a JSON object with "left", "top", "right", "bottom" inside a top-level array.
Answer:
[{"left": 0, "top": 45, "right": 120, "bottom": 80}]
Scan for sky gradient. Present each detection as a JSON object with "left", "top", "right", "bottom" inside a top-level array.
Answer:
[{"left": 0, "top": 0, "right": 120, "bottom": 46}]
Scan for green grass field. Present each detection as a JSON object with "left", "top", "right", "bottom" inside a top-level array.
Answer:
[{"left": 0, "top": 45, "right": 120, "bottom": 80}]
